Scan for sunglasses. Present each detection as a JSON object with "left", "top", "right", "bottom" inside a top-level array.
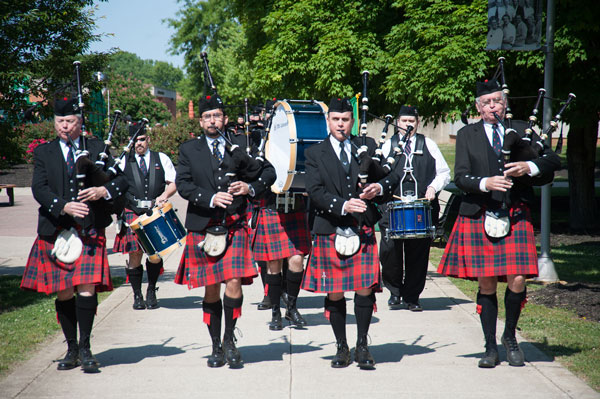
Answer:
[{"left": 135, "top": 137, "right": 147, "bottom": 142}]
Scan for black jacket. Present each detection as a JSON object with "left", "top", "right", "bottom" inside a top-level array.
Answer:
[
  {"left": 454, "top": 120, "right": 560, "bottom": 216},
  {"left": 32, "top": 137, "right": 129, "bottom": 236}
]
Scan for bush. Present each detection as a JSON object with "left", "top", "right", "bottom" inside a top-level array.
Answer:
[{"left": 149, "top": 117, "right": 203, "bottom": 164}]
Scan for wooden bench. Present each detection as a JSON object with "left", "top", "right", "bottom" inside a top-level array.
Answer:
[{"left": 0, "top": 184, "right": 16, "bottom": 206}]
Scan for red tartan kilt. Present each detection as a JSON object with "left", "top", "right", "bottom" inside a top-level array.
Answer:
[
  {"left": 175, "top": 216, "right": 257, "bottom": 288},
  {"left": 21, "top": 229, "right": 113, "bottom": 294},
  {"left": 252, "top": 208, "right": 311, "bottom": 261},
  {"left": 437, "top": 203, "right": 538, "bottom": 281},
  {"left": 302, "top": 226, "right": 381, "bottom": 293},
  {"left": 113, "top": 209, "right": 142, "bottom": 254}
]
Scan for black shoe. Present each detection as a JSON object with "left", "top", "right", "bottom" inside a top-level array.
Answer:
[
  {"left": 387, "top": 295, "right": 403, "bottom": 309},
  {"left": 79, "top": 348, "right": 100, "bottom": 373},
  {"left": 285, "top": 295, "right": 307, "bottom": 327},
  {"left": 146, "top": 286, "right": 158, "bottom": 309},
  {"left": 354, "top": 338, "right": 375, "bottom": 370},
  {"left": 502, "top": 334, "right": 525, "bottom": 367},
  {"left": 257, "top": 295, "right": 272, "bottom": 310},
  {"left": 331, "top": 340, "right": 351, "bottom": 368},
  {"left": 133, "top": 292, "right": 146, "bottom": 310},
  {"left": 269, "top": 306, "right": 283, "bottom": 331},
  {"left": 281, "top": 291, "right": 290, "bottom": 307},
  {"left": 57, "top": 344, "right": 80, "bottom": 370},
  {"left": 407, "top": 302, "right": 423, "bottom": 312},
  {"left": 223, "top": 336, "right": 243, "bottom": 368},
  {"left": 207, "top": 337, "right": 226, "bottom": 368},
  {"left": 478, "top": 346, "right": 500, "bottom": 368}
]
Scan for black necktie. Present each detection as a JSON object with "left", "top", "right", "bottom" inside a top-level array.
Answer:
[
  {"left": 66, "top": 142, "right": 75, "bottom": 177},
  {"left": 339, "top": 141, "right": 350, "bottom": 174},
  {"left": 492, "top": 124, "right": 502, "bottom": 156},
  {"left": 212, "top": 139, "right": 223, "bottom": 163},
  {"left": 139, "top": 156, "right": 148, "bottom": 176}
]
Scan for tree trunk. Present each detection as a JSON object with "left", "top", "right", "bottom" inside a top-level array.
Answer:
[{"left": 567, "top": 116, "right": 599, "bottom": 233}]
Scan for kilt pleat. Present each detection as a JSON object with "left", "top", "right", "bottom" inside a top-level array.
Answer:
[
  {"left": 437, "top": 203, "right": 538, "bottom": 281},
  {"left": 175, "top": 216, "right": 257, "bottom": 288},
  {"left": 113, "top": 209, "right": 141, "bottom": 253},
  {"left": 252, "top": 208, "right": 311, "bottom": 261},
  {"left": 302, "top": 226, "right": 380, "bottom": 293},
  {"left": 21, "top": 229, "right": 113, "bottom": 294}
]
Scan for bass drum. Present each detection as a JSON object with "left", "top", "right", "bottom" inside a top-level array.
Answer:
[{"left": 266, "top": 100, "right": 329, "bottom": 193}]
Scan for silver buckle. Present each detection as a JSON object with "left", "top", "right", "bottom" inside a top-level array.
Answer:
[
  {"left": 136, "top": 199, "right": 153, "bottom": 209},
  {"left": 275, "top": 192, "right": 295, "bottom": 213}
]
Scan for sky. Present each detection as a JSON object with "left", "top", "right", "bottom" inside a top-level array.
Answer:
[{"left": 88, "top": 0, "right": 186, "bottom": 70}]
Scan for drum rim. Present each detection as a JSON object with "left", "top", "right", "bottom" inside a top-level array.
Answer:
[{"left": 130, "top": 201, "right": 174, "bottom": 229}]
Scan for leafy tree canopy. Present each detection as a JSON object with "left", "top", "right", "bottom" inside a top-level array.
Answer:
[{"left": 107, "top": 51, "right": 183, "bottom": 91}]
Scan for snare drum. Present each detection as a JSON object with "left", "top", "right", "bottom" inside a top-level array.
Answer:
[
  {"left": 387, "top": 200, "right": 435, "bottom": 239},
  {"left": 130, "top": 202, "right": 187, "bottom": 262},
  {"left": 266, "top": 100, "right": 329, "bottom": 193}
]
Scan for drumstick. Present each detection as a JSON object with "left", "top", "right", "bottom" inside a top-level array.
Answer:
[{"left": 392, "top": 195, "right": 428, "bottom": 201}]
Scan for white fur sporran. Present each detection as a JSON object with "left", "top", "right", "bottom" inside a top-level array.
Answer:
[
  {"left": 51, "top": 227, "right": 83, "bottom": 264},
  {"left": 334, "top": 226, "right": 361, "bottom": 257},
  {"left": 484, "top": 209, "right": 511, "bottom": 238},
  {"left": 198, "top": 225, "right": 228, "bottom": 257}
]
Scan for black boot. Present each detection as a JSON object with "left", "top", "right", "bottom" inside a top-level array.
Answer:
[
  {"left": 269, "top": 305, "right": 283, "bottom": 330},
  {"left": 207, "top": 337, "right": 226, "bottom": 368},
  {"left": 77, "top": 294, "right": 100, "bottom": 373},
  {"left": 355, "top": 335, "right": 375, "bottom": 369},
  {"left": 126, "top": 266, "right": 146, "bottom": 310},
  {"left": 502, "top": 287, "right": 526, "bottom": 366},
  {"left": 331, "top": 339, "right": 351, "bottom": 368},
  {"left": 478, "top": 335, "right": 500, "bottom": 368},
  {"left": 285, "top": 295, "right": 307, "bottom": 326},
  {"left": 223, "top": 295, "right": 243, "bottom": 368},
  {"left": 145, "top": 259, "right": 162, "bottom": 309},
  {"left": 257, "top": 295, "right": 272, "bottom": 310},
  {"left": 55, "top": 298, "right": 80, "bottom": 370}
]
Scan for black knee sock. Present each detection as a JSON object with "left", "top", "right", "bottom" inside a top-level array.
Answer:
[
  {"left": 504, "top": 287, "right": 527, "bottom": 338},
  {"left": 145, "top": 259, "right": 162, "bottom": 288},
  {"left": 477, "top": 291, "right": 498, "bottom": 347},
  {"left": 265, "top": 273, "right": 282, "bottom": 308},
  {"left": 76, "top": 294, "right": 98, "bottom": 350},
  {"left": 55, "top": 297, "right": 78, "bottom": 346},
  {"left": 126, "top": 265, "right": 143, "bottom": 295},
  {"left": 286, "top": 270, "right": 303, "bottom": 299},
  {"left": 354, "top": 293, "right": 375, "bottom": 340},
  {"left": 202, "top": 299, "right": 223, "bottom": 340},
  {"left": 258, "top": 261, "right": 267, "bottom": 288},
  {"left": 223, "top": 295, "right": 243, "bottom": 340},
  {"left": 325, "top": 297, "right": 346, "bottom": 343}
]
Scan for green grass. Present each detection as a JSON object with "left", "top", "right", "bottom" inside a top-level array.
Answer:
[
  {"left": 0, "top": 275, "right": 124, "bottom": 377},
  {"left": 429, "top": 244, "right": 600, "bottom": 391}
]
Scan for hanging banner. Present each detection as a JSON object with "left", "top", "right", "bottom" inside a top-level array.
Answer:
[{"left": 486, "top": 0, "right": 542, "bottom": 51}]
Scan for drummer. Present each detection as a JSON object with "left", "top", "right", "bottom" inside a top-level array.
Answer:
[
  {"left": 113, "top": 123, "right": 177, "bottom": 310},
  {"left": 379, "top": 105, "right": 450, "bottom": 311}
]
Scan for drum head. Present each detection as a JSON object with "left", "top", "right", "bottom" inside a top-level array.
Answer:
[{"left": 266, "top": 100, "right": 328, "bottom": 193}]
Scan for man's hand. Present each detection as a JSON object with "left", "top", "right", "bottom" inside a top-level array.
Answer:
[
  {"left": 485, "top": 175, "right": 513, "bottom": 192},
  {"left": 213, "top": 191, "right": 234, "bottom": 208},
  {"left": 504, "top": 161, "right": 531, "bottom": 178},
  {"left": 155, "top": 194, "right": 169, "bottom": 207},
  {"left": 63, "top": 201, "right": 89, "bottom": 218},
  {"left": 343, "top": 198, "right": 368, "bottom": 214},
  {"left": 228, "top": 181, "right": 250, "bottom": 196},
  {"left": 78, "top": 186, "right": 108, "bottom": 202},
  {"left": 359, "top": 183, "right": 381, "bottom": 200},
  {"left": 425, "top": 186, "right": 436, "bottom": 201}
]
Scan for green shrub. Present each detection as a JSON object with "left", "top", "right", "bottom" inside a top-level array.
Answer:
[{"left": 149, "top": 117, "right": 203, "bottom": 164}]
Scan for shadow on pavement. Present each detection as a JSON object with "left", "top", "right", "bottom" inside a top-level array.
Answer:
[{"left": 95, "top": 338, "right": 186, "bottom": 367}]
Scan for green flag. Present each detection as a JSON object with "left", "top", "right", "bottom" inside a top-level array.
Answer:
[{"left": 349, "top": 93, "right": 360, "bottom": 136}]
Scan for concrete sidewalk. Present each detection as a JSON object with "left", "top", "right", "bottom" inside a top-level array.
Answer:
[{"left": 0, "top": 188, "right": 597, "bottom": 398}]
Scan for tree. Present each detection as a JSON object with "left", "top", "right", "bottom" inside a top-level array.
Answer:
[
  {"left": 107, "top": 75, "right": 172, "bottom": 127},
  {"left": 107, "top": 51, "right": 184, "bottom": 91}
]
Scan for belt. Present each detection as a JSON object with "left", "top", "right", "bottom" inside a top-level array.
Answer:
[{"left": 135, "top": 199, "right": 154, "bottom": 209}]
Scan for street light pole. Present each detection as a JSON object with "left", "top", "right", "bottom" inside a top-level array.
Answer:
[{"left": 537, "top": 0, "right": 559, "bottom": 282}]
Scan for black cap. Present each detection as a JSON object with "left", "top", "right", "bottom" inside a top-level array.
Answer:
[
  {"left": 54, "top": 97, "right": 80, "bottom": 116},
  {"left": 198, "top": 94, "right": 224, "bottom": 115},
  {"left": 476, "top": 79, "right": 502, "bottom": 97},
  {"left": 328, "top": 97, "right": 353, "bottom": 113},
  {"left": 129, "top": 122, "right": 146, "bottom": 138},
  {"left": 251, "top": 105, "right": 263, "bottom": 116},
  {"left": 398, "top": 105, "right": 418, "bottom": 117},
  {"left": 265, "top": 98, "right": 277, "bottom": 110}
]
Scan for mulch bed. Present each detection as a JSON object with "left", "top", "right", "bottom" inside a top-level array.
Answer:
[{"left": 528, "top": 282, "right": 600, "bottom": 322}]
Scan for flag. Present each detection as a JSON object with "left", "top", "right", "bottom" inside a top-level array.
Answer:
[{"left": 349, "top": 93, "right": 360, "bottom": 136}]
